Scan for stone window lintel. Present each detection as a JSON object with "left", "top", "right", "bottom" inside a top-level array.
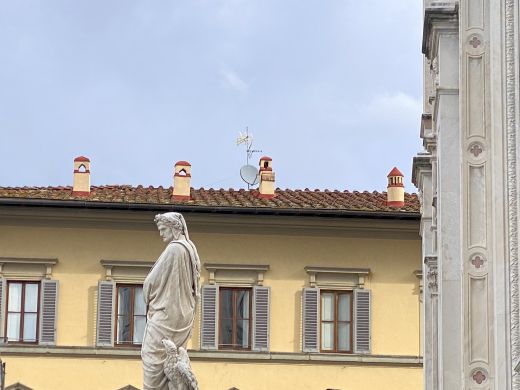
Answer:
[
  {"left": 204, "top": 263, "right": 269, "bottom": 286},
  {"left": 304, "top": 266, "right": 370, "bottom": 289},
  {"left": 0, "top": 257, "right": 58, "bottom": 280},
  {"left": 100, "top": 259, "right": 154, "bottom": 283}
]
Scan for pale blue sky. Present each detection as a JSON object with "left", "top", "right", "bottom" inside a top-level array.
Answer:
[{"left": 0, "top": 1, "right": 423, "bottom": 192}]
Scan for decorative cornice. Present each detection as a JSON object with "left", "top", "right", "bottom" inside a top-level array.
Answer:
[
  {"left": 304, "top": 266, "right": 370, "bottom": 289},
  {"left": 420, "top": 113, "right": 433, "bottom": 139},
  {"left": 204, "top": 263, "right": 270, "bottom": 286},
  {"left": 100, "top": 260, "right": 154, "bottom": 268},
  {"left": 0, "top": 198, "right": 420, "bottom": 221},
  {"left": 204, "top": 264, "right": 269, "bottom": 272},
  {"left": 304, "top": 266, "right": 370, "bottom": 275},
  {"left": 0, "top": 257, "right": 58, "bottom": 265},
  {"left": 0, "top": 206, "right": 420, "bottom": 240},
  {"left": 0, "top": 257, "right": 58, "bottom": 279},
  {"left": 412, "top": 153, "right": 432, "bottom": 188},
  {"left": 422, "top": 3, "right": 459, "bottom": 59},
  {"left": 100, "top": 260, "right": 154, "bottom": 282}
]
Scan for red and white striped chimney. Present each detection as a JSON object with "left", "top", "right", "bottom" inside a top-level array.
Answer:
[{"left": 386, "top": 167, "right": 405, "bottom": 208}]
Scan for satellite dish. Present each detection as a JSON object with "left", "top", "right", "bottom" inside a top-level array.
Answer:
[{"left": 240, "top": 165, "right": 259, "bottom": 186}]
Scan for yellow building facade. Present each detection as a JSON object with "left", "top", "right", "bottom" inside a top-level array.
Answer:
[{"left": 0, "top": 164, "right": 423, "bottom": 389}]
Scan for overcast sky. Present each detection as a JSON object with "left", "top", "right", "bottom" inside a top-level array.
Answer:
[{"left": 0, "top": 1, "right": 423, "bottom": 192}]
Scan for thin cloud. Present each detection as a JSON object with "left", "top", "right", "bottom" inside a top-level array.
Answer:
[
  {"left": 364, "top": 91, "right": 422, "bottom": 117},
  {"left": 325, "top": 91, "right": 422, "bottom": 132},
  {"left": 219, "top": 66, "right": 249, "bottom": 94}
]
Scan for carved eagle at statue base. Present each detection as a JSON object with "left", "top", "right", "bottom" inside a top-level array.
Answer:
[{"left": 162, "top": 339, "right": 199, "bottom": 390}]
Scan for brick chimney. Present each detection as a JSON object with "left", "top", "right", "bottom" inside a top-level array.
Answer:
[
  {"left": 258, "top": 156, "right": 275, "bottom": 198},
  {"left": 173, "top": 161, "right": 191, "bottom": 200},
  {"left": 72, "top": 156, "right": 91, "bottom": 195},
  {"left": 386, "top": 167, "right": 405, "bottom": 208}
]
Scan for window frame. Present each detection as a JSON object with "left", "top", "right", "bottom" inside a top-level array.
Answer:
[
  {"left": 5, "top": 280, "right": 41, "bottom": 344},
  {"left": 218, "top": 287, "right": 253, "bottom": 351},
  {"left": 114, "top": 284, "right": 146, "bottom": 348},
  {"left": 319, "top": 290, "right": 354, "bottom": 353}
]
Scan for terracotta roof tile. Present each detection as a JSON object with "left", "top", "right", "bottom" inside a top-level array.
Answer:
[{"left": 0, "top": 185, "right": 420, "bottom": 213}]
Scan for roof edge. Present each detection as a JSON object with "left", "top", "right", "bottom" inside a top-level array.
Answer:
[{"left": 0, "top": 198, "right": 420, "bottom": 220}]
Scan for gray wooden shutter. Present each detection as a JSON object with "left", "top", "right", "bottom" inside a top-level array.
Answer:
[
  {"left": 0, "top": 278, "right": 6, "bottom": 343},
  {"left": 302, "top": 287, "right": 320, "bottom": 352},
  {"left": 96, "top": 280, "right": 115, "bottom": 347},
  {"left": 354, "top": 288, "right": 371, "bottom": 354},
  {"left": 252, "top": 286, "right": 270, "bottom": 352},
  {"left": 39, "top": 279, "right": 59, "bottom": 345},
  {"left": 200, "top": 284, "right": 219, "bottom": 350}
]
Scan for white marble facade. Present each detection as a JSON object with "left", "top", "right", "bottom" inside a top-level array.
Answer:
[{"left": 413, "top": 0, "right": 520, "bottom": 389}]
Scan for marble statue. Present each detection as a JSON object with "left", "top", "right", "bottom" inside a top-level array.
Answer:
[{"left": 142, "top": 212, "right": 200, "bottom": 390}]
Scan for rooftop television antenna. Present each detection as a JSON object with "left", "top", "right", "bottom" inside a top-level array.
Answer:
[{"left": 236, "top": 127, "right": 261, "bottom": 189}]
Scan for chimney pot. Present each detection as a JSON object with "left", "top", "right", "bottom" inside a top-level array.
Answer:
[
  {"left": 72, "top": 156, "right": 91, "bottom": 195},
  {"left": 173, "top": 161, "right": 191, "bottom": 200},
  {"left": 386, "top": 166, "right": 405, "bottom": 208}
]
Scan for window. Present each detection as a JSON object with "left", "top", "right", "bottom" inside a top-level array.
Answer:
[
  {"left": 97, "top": 260, "right": 153, "bottom": 347},
  {"left": 115, "top": 285, "right": 146, "bottom": 346},
  {"left": 320, "top": 291, "right": 353, "bottom": 353},
  {"left": 302, "top": 267, "right": 371, "bottom": 354},
  {"left": 219, "top": 287, "right": 251, "bottom": 350},
  {"left": 302, "top": 287, "right": 371, "bottom": 354},
  {"left": 6, "top": 281, "right": 40, "bottom": 343},
  {"left": 200, "top": 264, "right": 270, "bottom": 352}
]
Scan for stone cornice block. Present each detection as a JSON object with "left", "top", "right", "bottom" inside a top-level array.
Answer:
[
  {"left": 412, "top": 154, "right": 433, "bottom": 188},
  {"left": 422, "top": 3, "right": 459, "bottom": 58}
]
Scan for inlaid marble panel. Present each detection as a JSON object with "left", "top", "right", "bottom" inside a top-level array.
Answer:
[
  {"left": 467, "top": 56, "right": 486, "bottom": 138},
  {"left": 468, "top": 165, "right": 487, "bottom": 247},
  {"left": 469, "top": 275, "right": 489, "bottom": 363}
]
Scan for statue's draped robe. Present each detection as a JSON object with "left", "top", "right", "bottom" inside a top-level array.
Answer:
[{"left": 142, "top": 240, "right": 197, "bottom": 390}]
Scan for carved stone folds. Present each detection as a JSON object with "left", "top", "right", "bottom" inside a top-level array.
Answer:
[{"left": 424, "top": 256, "right": 438, "bottom": 296}]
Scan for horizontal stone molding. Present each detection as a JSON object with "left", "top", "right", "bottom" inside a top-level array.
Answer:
[
  {"left": 100, "top": 259, "right": 154, "bottom": 283},
  {"left": 204, "top": 263, "right": 270, "bottom": 286},
  {"left": 0, "top": 206, "right": 420, "bottom": 240},
  {"left": 0, "top": 257, "right": 58, "bottom": 279},
  {"left": 0, "top": 257, "right": 58, "bottom": 265},
  {"left": 204, "top": 264, "right": 270, "bottom": 272},
  {"left": 100, "top": 260, "right": 154, "bottom": 268},
  {"left": 305, "top": 266, "right": 370, "bottom": 288},
  {"left": 304, "top": 266, "right": 370, "bottom": 275},
  {"left": 422, "top": 4, "right": 459, "bottom": 58},
  {"left": 0, "top": 345, "right": 423, "bottom": 366}
]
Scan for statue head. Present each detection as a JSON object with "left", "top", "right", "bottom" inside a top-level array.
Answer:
[{"left": 154, "top": 212, "right": 185, "bottom": 242}]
